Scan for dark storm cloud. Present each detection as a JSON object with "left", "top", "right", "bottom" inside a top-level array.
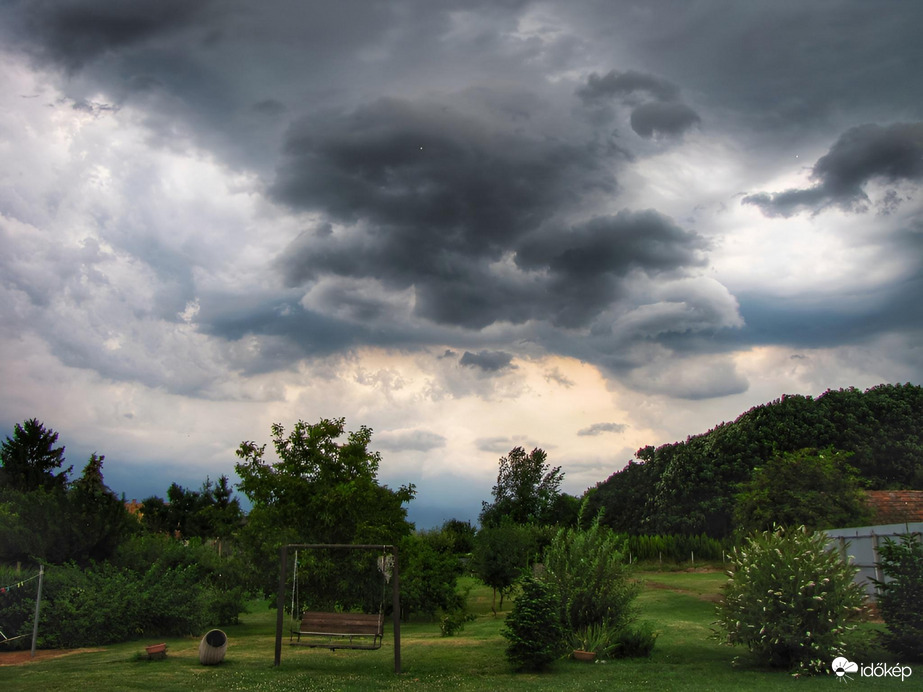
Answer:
[
  {"left": 577, "top": 68, "right": 700, "bottom": 139},
  {"left": 629, "top": 101, "right": 701, "bottom": 139},
  {"left": 577, "top": 69, "right": 680, "bottom": 103},
  {"left": 459, "top": 350, "right": 515, "bottom": 372},
  {"left": 272, "top": 93, "right": 708, "bottom": 332},
  {"left": 7, "top": 0, "right": 211, "bottom": 70},
  {"left": 577, "top": 422, "right": 627, "bottom": 436},
  {"left": 744, "top": 122, "right": 923, "bottom": 217},
  {"left": 515, "top": 211, "right": 709, "bottom": 327}
]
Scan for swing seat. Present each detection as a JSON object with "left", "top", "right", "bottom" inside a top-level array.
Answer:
[{"left": 291, "top": 611, "right": 384, "bottom": 650}]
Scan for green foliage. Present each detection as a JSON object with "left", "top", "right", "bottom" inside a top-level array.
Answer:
[
  {"left": 480, "top": 447, "right": 564, "bottom": 528},
  {"left": 872, "top": 533, "right": 923, "bottom": 661},
  {"left": 235, "top": 418, "right": 415, "bottom": 596},
  {"left": 0, "top": 453, "right": 135, "bottom": 565},
  {"left": 610, "top": 621, "right": 659, "bottom": 658},
  {"left": 400, "top": 531, "right": 464, "bottom": 620},
  {"left": 542, "top": 515, "right": 639, "bottom": 637},
  {"left": 501, "top": 576, "right": 565, "bottom": 671},
  {"left": 471, "top": 524, "right": 536, "bottom": 611},
  {"left": 714, "top": 525, "right": 866, "bottom": 674},
  {"left": 0, "top": 552, "right": 248, "bottom": 650},
  {"left": 733, "top": 448, "right": 871, "bottom": 533},
  {"left": 140, "top": 475, "right": 242, "bottom": 543}
]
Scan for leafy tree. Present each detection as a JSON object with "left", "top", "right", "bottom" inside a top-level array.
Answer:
[
  {"left": 0, "top": 418, "right": 71, "bottom": 492},
  {"left": 480, "top": 447, "right": 564, "bottom": 527},
  {"left": 733, "top": 448, "right": 872, "bottom": 533},
  {"left": 471, "top": 524, "right": 535, "bottom": 611},
  {"left": 873, "top": 533, "right": 923, "bottom": 661},
  {"left": 399, "top": 531, "right": 464, "bottom": 620},
  {"left": 235, "top": 417, "right": 415, "bottom": 598},
  {"left": 714, "top": 525, "right": 866, "bottom": 674}
]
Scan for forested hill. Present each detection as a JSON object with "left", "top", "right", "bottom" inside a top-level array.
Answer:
[{"left": 584, "top": 383, "right": 923, "bottom": 539}]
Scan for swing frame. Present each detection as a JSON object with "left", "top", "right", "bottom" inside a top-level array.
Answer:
[{"left": 273, "top": 543, "right": 401, "bottom": 673}]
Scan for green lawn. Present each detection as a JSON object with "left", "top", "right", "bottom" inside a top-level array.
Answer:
[{"left": 0, "top": 571, "right": 909, "bottom": 690}]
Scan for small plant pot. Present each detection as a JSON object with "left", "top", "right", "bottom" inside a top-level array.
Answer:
[
  {"left": 572, "top": 649, "right": 596, "bottom": 662},
  {"left": 199, "top": 629, "right": 228, "bottom": 665},
  {"left": 145, "top": 643, "right": 167, "bottom": 660}
]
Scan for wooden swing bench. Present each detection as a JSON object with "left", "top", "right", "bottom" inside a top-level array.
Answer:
[{"left": 291, "top": 611, "right": 384, "bottom": 650}]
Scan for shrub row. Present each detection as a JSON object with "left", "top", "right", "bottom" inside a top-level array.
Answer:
[
  {"left": 0, "top": 536, "right": 248, "bottom": 649},
  {"left": 613, "top": 532, "right": 728, "bottom": 563}
]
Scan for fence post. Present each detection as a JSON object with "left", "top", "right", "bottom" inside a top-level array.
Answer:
[{"left": 30, "top": 565, "right": 44, "bottom": 659}]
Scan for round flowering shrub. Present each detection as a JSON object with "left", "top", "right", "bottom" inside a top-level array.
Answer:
[{"left": 714, "top": 525, "right": 866, "bottom": 674}]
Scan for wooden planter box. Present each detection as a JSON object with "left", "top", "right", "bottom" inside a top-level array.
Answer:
[{"left": 145, "top": 643, "right": 167, "bottom": 660}]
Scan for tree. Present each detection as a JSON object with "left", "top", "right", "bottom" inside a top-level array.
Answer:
[
  {"left": 69, "top": 453, "right": 136, "bottom": 563},
  {"left": 234, "top": 417, "right": 415, "bottom": 598},
  {"left": 873, "top": 533, "right": 923, "bottom": 661},
  {"left": 733, "top": 447, "right": 871, "bottom": 533},
  {"left": 501, "top": 576, "right": 565, "bottom": 671},
  {"left": 0, "top": 418, "right": 71, "bottom": 492},
  {"left": 471, "top": 524, "right": 535, "bottom": 611},
  {"left": 480, "top": 447, "right": 564, "bottom": 527}
]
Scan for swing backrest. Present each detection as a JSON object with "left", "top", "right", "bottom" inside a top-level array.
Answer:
[{"left": 298, "top": 611, "right": 383, "bottom": 637}]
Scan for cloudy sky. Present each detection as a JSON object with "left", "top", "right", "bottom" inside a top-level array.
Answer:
[{"left": 2, "top": 0, "right": 922, "bottom": 527}]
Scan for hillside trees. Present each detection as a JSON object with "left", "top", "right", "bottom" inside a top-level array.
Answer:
[{"left": 589, "top": 384, "right": 923, "bottom": 537}]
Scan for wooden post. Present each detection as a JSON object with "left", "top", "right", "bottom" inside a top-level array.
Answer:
[
  {"left": 30, "top": 565, "right": 44, "bottom": 659},
  {"left": 274, "top": 546, "right": 288, "bottom": 667}
]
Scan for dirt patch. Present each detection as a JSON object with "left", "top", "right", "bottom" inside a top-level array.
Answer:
[{"left": 0, "top": 648, "right": 103, "bottom": 666}]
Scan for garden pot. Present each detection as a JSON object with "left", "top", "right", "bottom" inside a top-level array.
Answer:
[
  {"left": 572, "top": 649, "right": 596, "bottom": 662},
  {"left": 199, "top": 629, "right": 228, "bottom": 665}
]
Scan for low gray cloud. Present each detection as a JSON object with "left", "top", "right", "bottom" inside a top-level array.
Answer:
[
  {"left": 744, "top": 122, "right": 923, "bottom": 217},
  {"left": 460, "top": 350, "right": 515, "bottom": 372},
  {"left": 577, "top": 422, "right": 627, "bottom": 436},
  {"left": 375, "top": 429, "right": 447, "bottom": 452},
  {"left": 578, "top": 69, "right": 680, "bottom": 103}
]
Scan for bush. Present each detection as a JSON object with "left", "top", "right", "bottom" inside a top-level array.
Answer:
[
  {"left": 873, "top": 533, "right": 923, "bottom": 661},
  {"left": 714, "top": 525, "right": 866, "bottom": 674},
  {"left": 501, "top": 576, "right": 565, "bottom": 671},
  {"left": 611, "top": 621, "right": 659, "bottom": 658},
  {"left": 543, "top": 515, "right": 639, "bottom": 636}
]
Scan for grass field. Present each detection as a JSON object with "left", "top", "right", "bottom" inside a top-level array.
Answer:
[{"left": 0, "top": 570, "right": 910, "bottom": 690}]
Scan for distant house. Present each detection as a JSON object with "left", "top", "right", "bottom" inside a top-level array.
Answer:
[
  {"left": 124, "top": 499, "right": 144, "bottom": 518},
  {"left": 865, "top": 490, "right": 923, "bottom": 524}
]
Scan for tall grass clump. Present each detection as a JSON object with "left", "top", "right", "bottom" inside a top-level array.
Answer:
[{"left": 714, "top": 525, "right": 866, "bottom": 675}]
